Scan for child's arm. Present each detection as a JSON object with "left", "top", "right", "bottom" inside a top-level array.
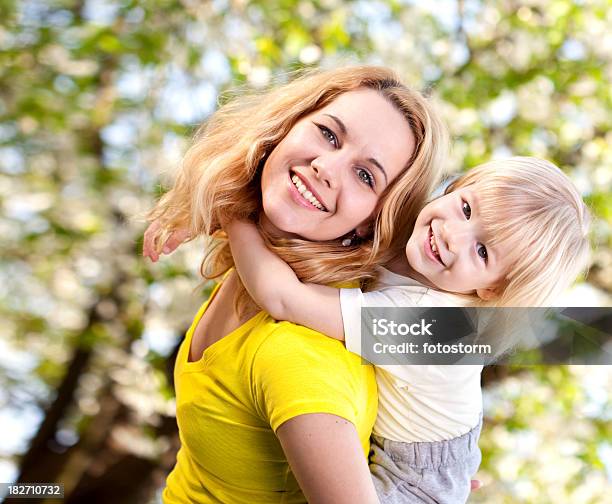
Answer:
[{"left": 226, "top": 220, "right": 345, "bottom": 340}]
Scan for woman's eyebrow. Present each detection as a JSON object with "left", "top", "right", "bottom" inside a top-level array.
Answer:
[
  {"left": 367, "top": 157, "right": 388, "bottom": 185},
  {"left": 324, "top": 113, "right": 388, "bottom": 185},
  {"left": 324, "top": 113, "right": 347, "bottom": 135}
]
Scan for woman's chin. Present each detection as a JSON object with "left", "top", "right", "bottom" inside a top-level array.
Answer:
[
  {"left": 261, "top": 202, "right": 309, "bottom": 237},
  {"left": 261, "top": 209, "right": 306, "bottom": 239},
  {"left": 262, "top": 203, "right": 347, "bottom": 242},
  {"left": 267, "top": 219, "right": 338, "bottom": 242}
]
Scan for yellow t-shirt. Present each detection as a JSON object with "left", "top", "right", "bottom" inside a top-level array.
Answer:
[{"left": 163, "top": 282, "right": 378, "bottom": 504}]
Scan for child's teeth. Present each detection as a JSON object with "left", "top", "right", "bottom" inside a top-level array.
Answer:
[
  {"left": 430, "top": 228, "right": 440, "bottom": 256},
  {"left": 298, "top": 185, "right": 306, "bottom": 194}
]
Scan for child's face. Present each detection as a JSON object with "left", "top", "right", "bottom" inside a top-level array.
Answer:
[{"left": 405, "top": 184, "right": 512, "bottom": 300}]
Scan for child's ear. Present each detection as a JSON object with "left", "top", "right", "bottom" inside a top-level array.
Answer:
[{"left": 476, "top": 287, "right": 498, "bottom": 301}]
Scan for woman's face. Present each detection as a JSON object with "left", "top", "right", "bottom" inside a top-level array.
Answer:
[{"left": 260, "top": 88, "right": 416, "bottom": 241}]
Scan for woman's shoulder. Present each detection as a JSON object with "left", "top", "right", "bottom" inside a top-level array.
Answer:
[
  {"left": 249, "top": 318, "right": 375, "bottom": 383},
  {"left": 254, "top": 319, "right": 361, "bottom": 360},
  {"left": 247, "top": 318, "right": 377, "bottom": 432}
]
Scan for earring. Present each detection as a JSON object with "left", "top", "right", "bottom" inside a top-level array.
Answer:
[{"left": 341, "top": 232, "right": 358, "bottom": 247}]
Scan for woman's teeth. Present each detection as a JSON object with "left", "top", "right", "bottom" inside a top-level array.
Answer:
[{"left": 291, "top": 174, "right": 326, "bottom": 210}]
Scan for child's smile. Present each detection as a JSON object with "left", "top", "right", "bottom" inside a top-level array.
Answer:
[
  {"left": 405, "top": 184, "right": 512, "bottom": 300},
  {"left": 427, "top": 225, "right": 445, "bottom": 266}
]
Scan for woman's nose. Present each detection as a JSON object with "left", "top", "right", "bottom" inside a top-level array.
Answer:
[{"left": 311, "top": 153, "right": 343, "bottom": 189}]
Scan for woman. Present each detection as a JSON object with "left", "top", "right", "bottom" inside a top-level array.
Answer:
[{"left": 144, "top": 66, "right": 448, "bottom": 503}]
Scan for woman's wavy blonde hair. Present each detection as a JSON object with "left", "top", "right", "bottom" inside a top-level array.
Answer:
[
  {"left": 446, "top": 156, "right": 591, "bottom": 308},
  {"left": 147, "top": 66, "right": 449, "bottom": 314}
]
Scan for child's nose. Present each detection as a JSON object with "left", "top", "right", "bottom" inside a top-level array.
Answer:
[{"left": 441, "top": 219, "right": 472, "bottom": 253}]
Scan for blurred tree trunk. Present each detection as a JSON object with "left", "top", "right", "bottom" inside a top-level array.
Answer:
[
  {"left": 9, "top": 308, "right": 183, "bottom": 504},
  {"left": 10, "top": 347, "right": 91, "bottom": 487},
  {"left": 64, "top": 412, "right": 180, "bottom": 504},
  {"left": 60, "top": 341, "right": 183, "bottom": 504}
]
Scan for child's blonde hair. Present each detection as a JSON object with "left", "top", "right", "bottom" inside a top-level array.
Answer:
[
  {"left": 148, "top": 66, "right": 449, "bottom": 312},
  {"left": 446, "top": 156, "right": 591, "bottom": 307}
]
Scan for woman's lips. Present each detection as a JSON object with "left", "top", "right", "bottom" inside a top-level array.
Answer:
[{"left": 287, "top": 171, "right": 328, "bottom": 212}]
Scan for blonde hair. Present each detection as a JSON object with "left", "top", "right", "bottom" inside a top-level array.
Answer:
[
  {"left": 148, "top": 66, "right": 449, "bottom": 313},
  {"left": 446, "top": 156, "right": 591, "bottom": 307}
]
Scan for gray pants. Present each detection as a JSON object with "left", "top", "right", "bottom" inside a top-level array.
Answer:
[{"left": 370, "top": 419, "right": 482, "bottom": 504}]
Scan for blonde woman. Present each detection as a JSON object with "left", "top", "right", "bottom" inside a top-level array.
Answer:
[{"left": 144, "top": 67, "right": 448, "bottom": 503}]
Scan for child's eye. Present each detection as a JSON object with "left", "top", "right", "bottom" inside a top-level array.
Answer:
[
  {"left": 462, "top": 201, "right": 472, "bottom": 220},
  {"left": 317, "top": 124, "right": 338, "bottom": 147},
  {"left": 356, "top": 167, "right": 375, "bottom": 188},
  {"left": 477, "top": 243, "right": 488, "bottom": 261}
]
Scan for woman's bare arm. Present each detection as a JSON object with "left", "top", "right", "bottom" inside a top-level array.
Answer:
[
  {"left": 276, "top": 413, "right": 379, "bottom": 504},
  {"left": 226, "top": 220, "right": 345, "bottom": 340}
]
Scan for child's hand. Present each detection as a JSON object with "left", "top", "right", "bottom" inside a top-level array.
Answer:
[{"left": 142, "top": 219, "right": 191, "bottom": 262}]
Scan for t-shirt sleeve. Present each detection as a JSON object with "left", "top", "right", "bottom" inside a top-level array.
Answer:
[
  {"left": 339, "top": 288, "right": 364, "bottom": 356},
  {"left": 339, "top": 286, "right": 426, "bottom": 357},
  {"left": 250, "top": 325, "right": 372, "bottom": 434}
]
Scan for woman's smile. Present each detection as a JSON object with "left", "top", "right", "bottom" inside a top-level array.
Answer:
[
  {"left": 289, "top": 171, "right": 328, "bottom": 212},
  {"left": 259, "top": 88, "right": 415, "bottom": 241}
]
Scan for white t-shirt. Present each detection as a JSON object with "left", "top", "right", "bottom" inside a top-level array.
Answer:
[{"left": 340, "top": 267, "right": 483, "bottom": 443}]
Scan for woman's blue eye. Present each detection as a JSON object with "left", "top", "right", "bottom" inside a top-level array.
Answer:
[
  {"left": 357, "top": 168, "right": 375, "bottom": 188},
  {"left": 462, "top": 201, "right": 472, "bottom": 219},
  {"left": 477, "top": 243, "right": 488, "bottom": 261},
  {"left": 318, "top": 125, "right": 338, "bottom": 147}
]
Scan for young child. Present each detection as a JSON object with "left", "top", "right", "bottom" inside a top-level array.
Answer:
[{"left": 224, "top": 156, "right": 591, "bottom": 503}]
